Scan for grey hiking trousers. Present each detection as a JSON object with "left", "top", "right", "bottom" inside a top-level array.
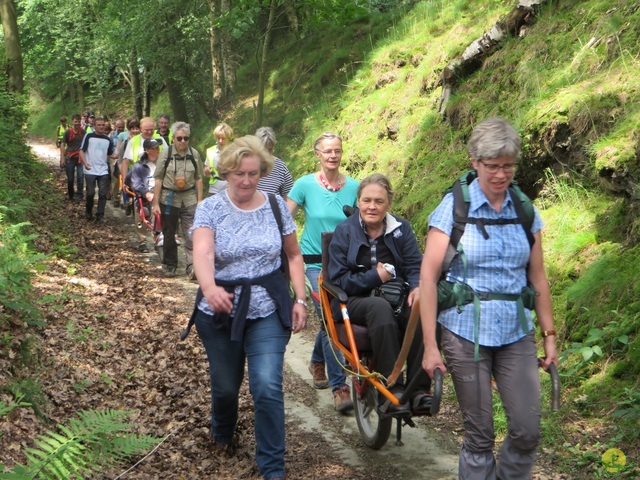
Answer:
[{"left": 441, "top": 328, "right": 541, "bottom": 480}]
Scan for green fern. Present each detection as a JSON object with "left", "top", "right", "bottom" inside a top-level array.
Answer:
[{"left": 0, "top": 409, "right": 160, "bottom": 479}]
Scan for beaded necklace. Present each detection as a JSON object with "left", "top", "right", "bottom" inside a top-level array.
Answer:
[{"left": 319, "top": 173, "right": 344, "bottom": 192}]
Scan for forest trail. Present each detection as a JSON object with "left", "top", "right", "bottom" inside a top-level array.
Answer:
[{"left": 8, "top": 140, "right": 461, "bottom": 479}]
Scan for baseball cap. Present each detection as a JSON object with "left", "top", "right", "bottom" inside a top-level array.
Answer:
[{"left": 143, "top": 138, "right": 161, "bottom": 150}]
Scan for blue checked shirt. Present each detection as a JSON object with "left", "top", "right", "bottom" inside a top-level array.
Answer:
[{"left": 429, "top": 179, "right": 543, "bottom": 347}]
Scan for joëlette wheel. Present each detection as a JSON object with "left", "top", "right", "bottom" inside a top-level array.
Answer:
[{"left": 352, "top": 374, "right": 392, "bottom": 450}]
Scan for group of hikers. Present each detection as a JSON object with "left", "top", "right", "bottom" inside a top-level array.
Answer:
[{"left": 57, "top": 114, "right": 558, "bottom": 480}]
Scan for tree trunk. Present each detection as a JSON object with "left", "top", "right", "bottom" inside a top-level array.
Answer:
[
  {"left": 256, "top": 0, "right": 277, "bottom": 128},
  {"left": 220, "top": 0, "right": 235, "bottom": 98},
  {"left": 0, "top": 0, "right": 23, "bottom": 93},
  {"left": 143, "top": 69, "right": 151, "bottom": 117},
  {"left": 166, "top": 76, "right": 189, "bottom": 122},
  {"left": 436, "top": 0, "right": 549, "bottom": 116},
  {"left": 208, "top": 0, "right": 224, "bottom": 106},
  {"left": 130, "top": 56, "right": 143, "bottom": 119}
]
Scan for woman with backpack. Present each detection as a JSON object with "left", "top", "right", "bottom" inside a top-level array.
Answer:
[
  {"left": 152, "top": 122, "right": 203, "bottom": 278},
  {"left": 419, "top": 118, "right": 558, "bottom": 479}
]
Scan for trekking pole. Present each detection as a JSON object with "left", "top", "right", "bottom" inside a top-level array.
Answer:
[{"left": 547, "top": 363, "right": 560, "bottom": 411}]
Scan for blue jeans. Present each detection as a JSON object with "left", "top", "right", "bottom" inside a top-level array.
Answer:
[
  {"left": 306, "top": 267, "right": 348, "bottom": 391},
  {"left": 65, "top": 155, "right": 84, "bottom": 200},
  {"left": 195, "top": 309, "right": 290, "bottom": 480}
]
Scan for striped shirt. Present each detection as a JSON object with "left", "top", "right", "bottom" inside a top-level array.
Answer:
[
  {"left": 429, "top": 179, "right": 543, "bottom": 347},
  {"left": 257, "top": 157, "right": 293, "bottom": 197}
]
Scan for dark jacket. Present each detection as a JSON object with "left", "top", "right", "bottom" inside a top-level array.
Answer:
[
  {"left": 328, "top": 211, "right": 422, "bottom": 296},
  {"left": 131, "top": 159, "right": 154, "bottom": 197}
]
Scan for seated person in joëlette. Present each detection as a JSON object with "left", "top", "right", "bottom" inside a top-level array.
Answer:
[{"left": 327, "top": 173, "right": 431, "bottom": 416}]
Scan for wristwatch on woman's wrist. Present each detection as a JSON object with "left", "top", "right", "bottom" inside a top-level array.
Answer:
[{"left": 295, "top": 299, "right": 307, "bottom": 308}]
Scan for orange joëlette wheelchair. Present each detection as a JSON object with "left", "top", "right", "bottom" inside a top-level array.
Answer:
[
  {"left": 317, "top": 232, "right": 443, "bottom": 450},
  {"left": 316, "top": 231, "right": 560, "bottom": 450}
]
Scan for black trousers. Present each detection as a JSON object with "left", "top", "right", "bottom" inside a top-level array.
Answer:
[
  {"left": 85, "top": 174, "right": 110, "bottom": 218},
  {"left": 347, "top": 295, "right": 430, "bottom": 393},
  {"left": 160, "top": 202, "right": 195, "bottom": 270}
]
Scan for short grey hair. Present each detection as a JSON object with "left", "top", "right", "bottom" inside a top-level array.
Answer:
[
  {"left": 313, "top": 132, "right": 342, "bottom": 151},
  {"left": 171, "top": 121, "right": 190, "bottom": 137},
  {"left": 255, "top": 126, "right": 276, "bottom": 149},
  {"left": 468, "top": 118, "right": 521, "bottom": 161}
]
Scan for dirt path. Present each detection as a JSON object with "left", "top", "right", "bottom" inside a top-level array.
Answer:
[{"left": 7, "top": 140, "right": 463, "bottom": 479}]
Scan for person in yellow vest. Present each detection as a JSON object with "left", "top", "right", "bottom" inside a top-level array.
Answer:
[
  {"left": 85, "top": 113, "right": 96, "bottom": 134},
  {"left": 204, "top": 123, "right": 233, "bottom": 197},
  {"left": 55, "top": 116, "right": 67, "bottom": 148},
  {"left": 155, "top": 113, "right": 173, "bottom": 145},
  {"left": 122, "top": 117, "right": 167, "bottom": 250},
  {"left": 55, "top": 116, "right": 68, "bottom": 169}
]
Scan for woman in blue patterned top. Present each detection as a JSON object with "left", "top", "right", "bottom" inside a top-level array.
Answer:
[
  {"left": 191, "top": 135, "right": 307, "bottom": 480},
  {"left": 419, "top": 118, "right": 558, "bottom": 479}
]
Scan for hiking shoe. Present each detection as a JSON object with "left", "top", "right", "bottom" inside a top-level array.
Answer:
[
  {"left": 95, "top": 216, "right": 106, "bottom": 225},
  {"left": 138, "top": 243, "right": 150, "bottom": 253},
  {"left": 85, "top": 211, "right": 94, "bottom": 221},
  {"left": 333, "top": 385, "right": 354, "bottom": 413},
  {"left": 125, "top": 202, "right": 133, "bottom": 216},
  {"left": 410, "top": 393, "right": 433, "bottom": 415},
  {"left": 308, "top": 362, "right": 329, "bottom": 389},
  {"left": 163, "top": 265, "right": 177, "bottom": 277}
]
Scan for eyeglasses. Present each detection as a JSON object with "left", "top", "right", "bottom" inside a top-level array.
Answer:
[
  {"left": 479, "top": 160, "right": 517, "bottom": 174},
  {"left": 316, "top": 149, "right": 343, "bottom": 155},
  {"left": 176, "top": 136, "right": 190, "bottom": 142}
]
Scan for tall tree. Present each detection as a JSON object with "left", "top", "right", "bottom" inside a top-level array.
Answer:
[
  {"left": 0, "top": 0, "right": 23, "bottom": 93},
  {"left": 256, "top": 0, "right": 277, "bottom": 127},
  {"left": 208, "top": 0, "right": 224, "bottom": 106},
  {"left": 220, "top": 0, "right": 235, "bottom": 98}
]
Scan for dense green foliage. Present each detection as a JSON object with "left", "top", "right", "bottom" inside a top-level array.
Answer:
[{"left": 0, "top": 78, "right": 46, "bottom": 327}]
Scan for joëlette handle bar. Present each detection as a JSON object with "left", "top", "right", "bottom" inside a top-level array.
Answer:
[{"left": 546, "top": 362, "right": 560, "bottom": 411}]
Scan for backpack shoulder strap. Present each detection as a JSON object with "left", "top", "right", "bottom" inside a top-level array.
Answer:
[
  {"left": 187, "top": 146, "right": 198, "bottom": 172},
  {"left": 268, "top": 193, "right": 284, "bottom": 236},
  {"left": 162, "top": 145, "right": 174, "bottom": 178},
  {"left": 449, "top": 170, "right": 476, "bottom": 248},
  {"left": 508, "top": 184, "right": 536, "bottom": 248}
]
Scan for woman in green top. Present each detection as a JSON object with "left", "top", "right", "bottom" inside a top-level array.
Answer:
[{"left": 287, "top": 132, "right": 358, "bottom": 414}]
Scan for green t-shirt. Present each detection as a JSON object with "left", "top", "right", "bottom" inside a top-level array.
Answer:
[{"left": 288, "top": 173, "right": 358, "bottom": 263}]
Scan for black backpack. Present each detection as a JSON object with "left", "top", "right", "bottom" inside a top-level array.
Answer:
[
  {"left": 437, "top": 170, "right": 538, "bottom": 317},
  {"left": 441, "top": 170, "right": 535, "bottom": 273}
]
